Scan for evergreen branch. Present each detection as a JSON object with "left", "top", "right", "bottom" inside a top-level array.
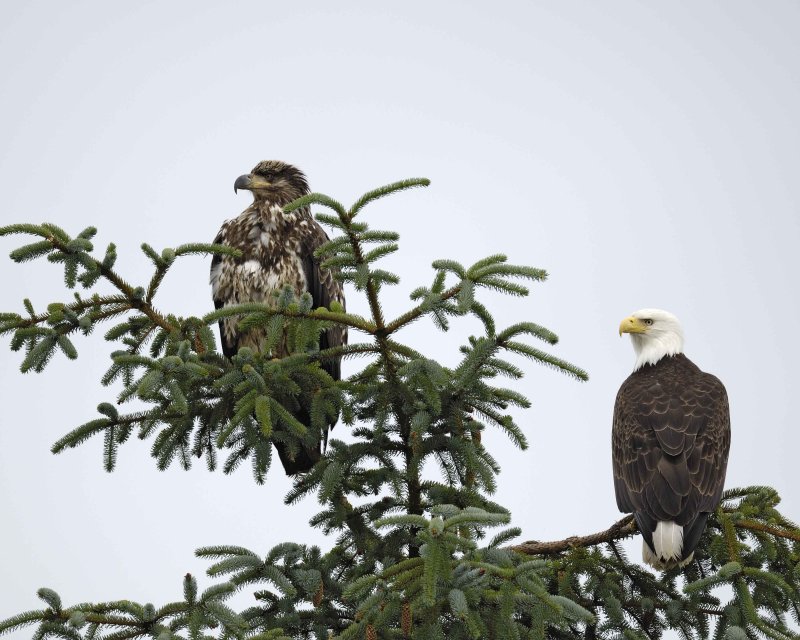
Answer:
[
  {"left": 347, "top": 178, "right": 430, "bottom": 218},
  {"left": 496, "top": 322, "right": 560, "bottom": 345},
  {"left": 51, "top": 236, "right": 174, "bottom": 333},
  {"left": 173, "top": 243, "right": 241, "bottom": 258},
  {"left": 384, "top": 339, "right": 424, "bottom": 361},
  {"left": 0, "top": 610, "right": 43, "bottom": 636},
  {"left": 2, "top": 226, "right": 177, "bottom": 336},
  {"left": 308, "top": 187, "right": 427, "bottom": 554},
  {"left": 284, "top": 193, "right": 347, "bottom": 218},
  {"left": 498, "top": 339, "right": 589, "bottom": 381},
  {"left": 316, "top": 343, "right": 382, "bottom": 361},
  {"left": 386, "top": 257, "right": 553, "bottom": 335},
  {"left": 5, "top": 296, "right": 130, "bottom": 330},
  {"left": 51, "top": 410, "right": 187, "bottom": 454},
  {"left": 0, "top": 223, "right": 51, "bottom": 238},
  {"left": 345, "top": 224, "right": 386, "bottom": 335},
  {"left": 734, "top": 519, "right": 800, "bottom": 543},
  {"left": 0, "top": 606, "right": 180, "bottom": 636},
  {"left": 385, "top": 285, "right": 462, "bottom": 334},
  {"left": 145, "top": 265, "right": 169, "bottom": 304},
  {"left": 202, "top": 303, "right": 374, "bottom": 334}
]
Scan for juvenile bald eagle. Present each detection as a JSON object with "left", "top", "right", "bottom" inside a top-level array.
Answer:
[
  {"left": 613, "top": 309, "right": 730, "bottom": 569},
  {"left": 210, "top": 160, "right": 346, "bottom": 475}
]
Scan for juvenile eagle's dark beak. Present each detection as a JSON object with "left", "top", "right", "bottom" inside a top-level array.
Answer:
[{"left": 234, "top": 174, "right": 253, "bottom": 194}]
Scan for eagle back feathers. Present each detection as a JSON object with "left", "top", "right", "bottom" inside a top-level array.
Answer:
[{"left": 612, "top": 353, "right": 730, "bottom": 527}]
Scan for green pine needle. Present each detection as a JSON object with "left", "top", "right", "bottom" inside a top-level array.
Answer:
[{"left": 348, "top": 178, "right": 430, "bottom": 217}]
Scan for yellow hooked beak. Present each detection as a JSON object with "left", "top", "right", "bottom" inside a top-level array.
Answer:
[{"left": 619, "top": 316, "right": 648, "bottom": 336}]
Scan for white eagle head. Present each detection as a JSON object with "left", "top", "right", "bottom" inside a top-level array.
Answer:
[{"left": 619, "top": 308, "right": 684, "bottom": 371}]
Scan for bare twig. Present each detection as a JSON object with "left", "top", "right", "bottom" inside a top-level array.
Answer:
[{"left": 510, "top": 515, "right": 636, "bottom": 555}]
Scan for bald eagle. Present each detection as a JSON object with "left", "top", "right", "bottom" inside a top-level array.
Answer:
[
  {"left": 210, "top": 160, "right": 346, "bottom": 475},
  {"left": 613, "top": 309, "right": 730, "bottom": 569}
]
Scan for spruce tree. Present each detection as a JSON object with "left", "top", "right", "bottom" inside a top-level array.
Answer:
[{"left": 1, "top": 179, "right": 799, "bottom": 639}]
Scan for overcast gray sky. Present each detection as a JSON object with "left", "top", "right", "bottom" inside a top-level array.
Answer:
[{"left": 1, "top": 1, "right": 799, "bottom": 633}]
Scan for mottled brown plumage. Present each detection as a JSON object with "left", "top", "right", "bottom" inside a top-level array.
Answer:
[
  {"left": 210, "top": 160, "right": 346, "bottom": 475},
  {"left": 614, "top": 310, "right": 730, "bottom": 569}
]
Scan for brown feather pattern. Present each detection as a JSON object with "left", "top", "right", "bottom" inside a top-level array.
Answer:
[
  {"left": 210, "top": 161, "right": 346, "bottom": 474},
  {"left": 612, "top": 353, "right": 730, "bottom": 560}
]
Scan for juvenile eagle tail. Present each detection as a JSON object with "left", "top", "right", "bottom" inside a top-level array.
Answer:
[{"left": 273, "top": 406, "right": 329, "bottom": 476}]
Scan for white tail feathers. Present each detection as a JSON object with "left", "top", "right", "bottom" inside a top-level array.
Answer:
[
  {"left": 653, "top": 521, "right": 683, "bottom": 560},
  {"left": 654, "top": 521, "right": 683, "bottom": 560},
  {"left": 642, "top": 521, "right": 684, "bottom": 569},
  {"left": 642, "top": 540, "right": 694, "bottom": 570}
]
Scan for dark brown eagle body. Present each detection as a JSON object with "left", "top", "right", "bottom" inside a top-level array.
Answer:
[
  {"left": 210, "top": 161, "right": 346, "bottom": 475},
  {"left": 613, "top": 352, "right": 730, "bottom": 568},
  {"left": 614, "top": 309, "right": 730, "bottom": 569}
]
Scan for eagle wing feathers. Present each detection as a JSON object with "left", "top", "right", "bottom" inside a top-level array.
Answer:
[
  {"left": 299, "top": 219, "right": 347, "bottom": 381},
  {"left": 612, "top": 355, "right": 730, "bottom": 527}
]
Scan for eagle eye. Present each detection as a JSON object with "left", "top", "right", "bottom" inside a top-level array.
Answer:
[{"left": 644, "top": 319, "right": 654, "bottom": 326}]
